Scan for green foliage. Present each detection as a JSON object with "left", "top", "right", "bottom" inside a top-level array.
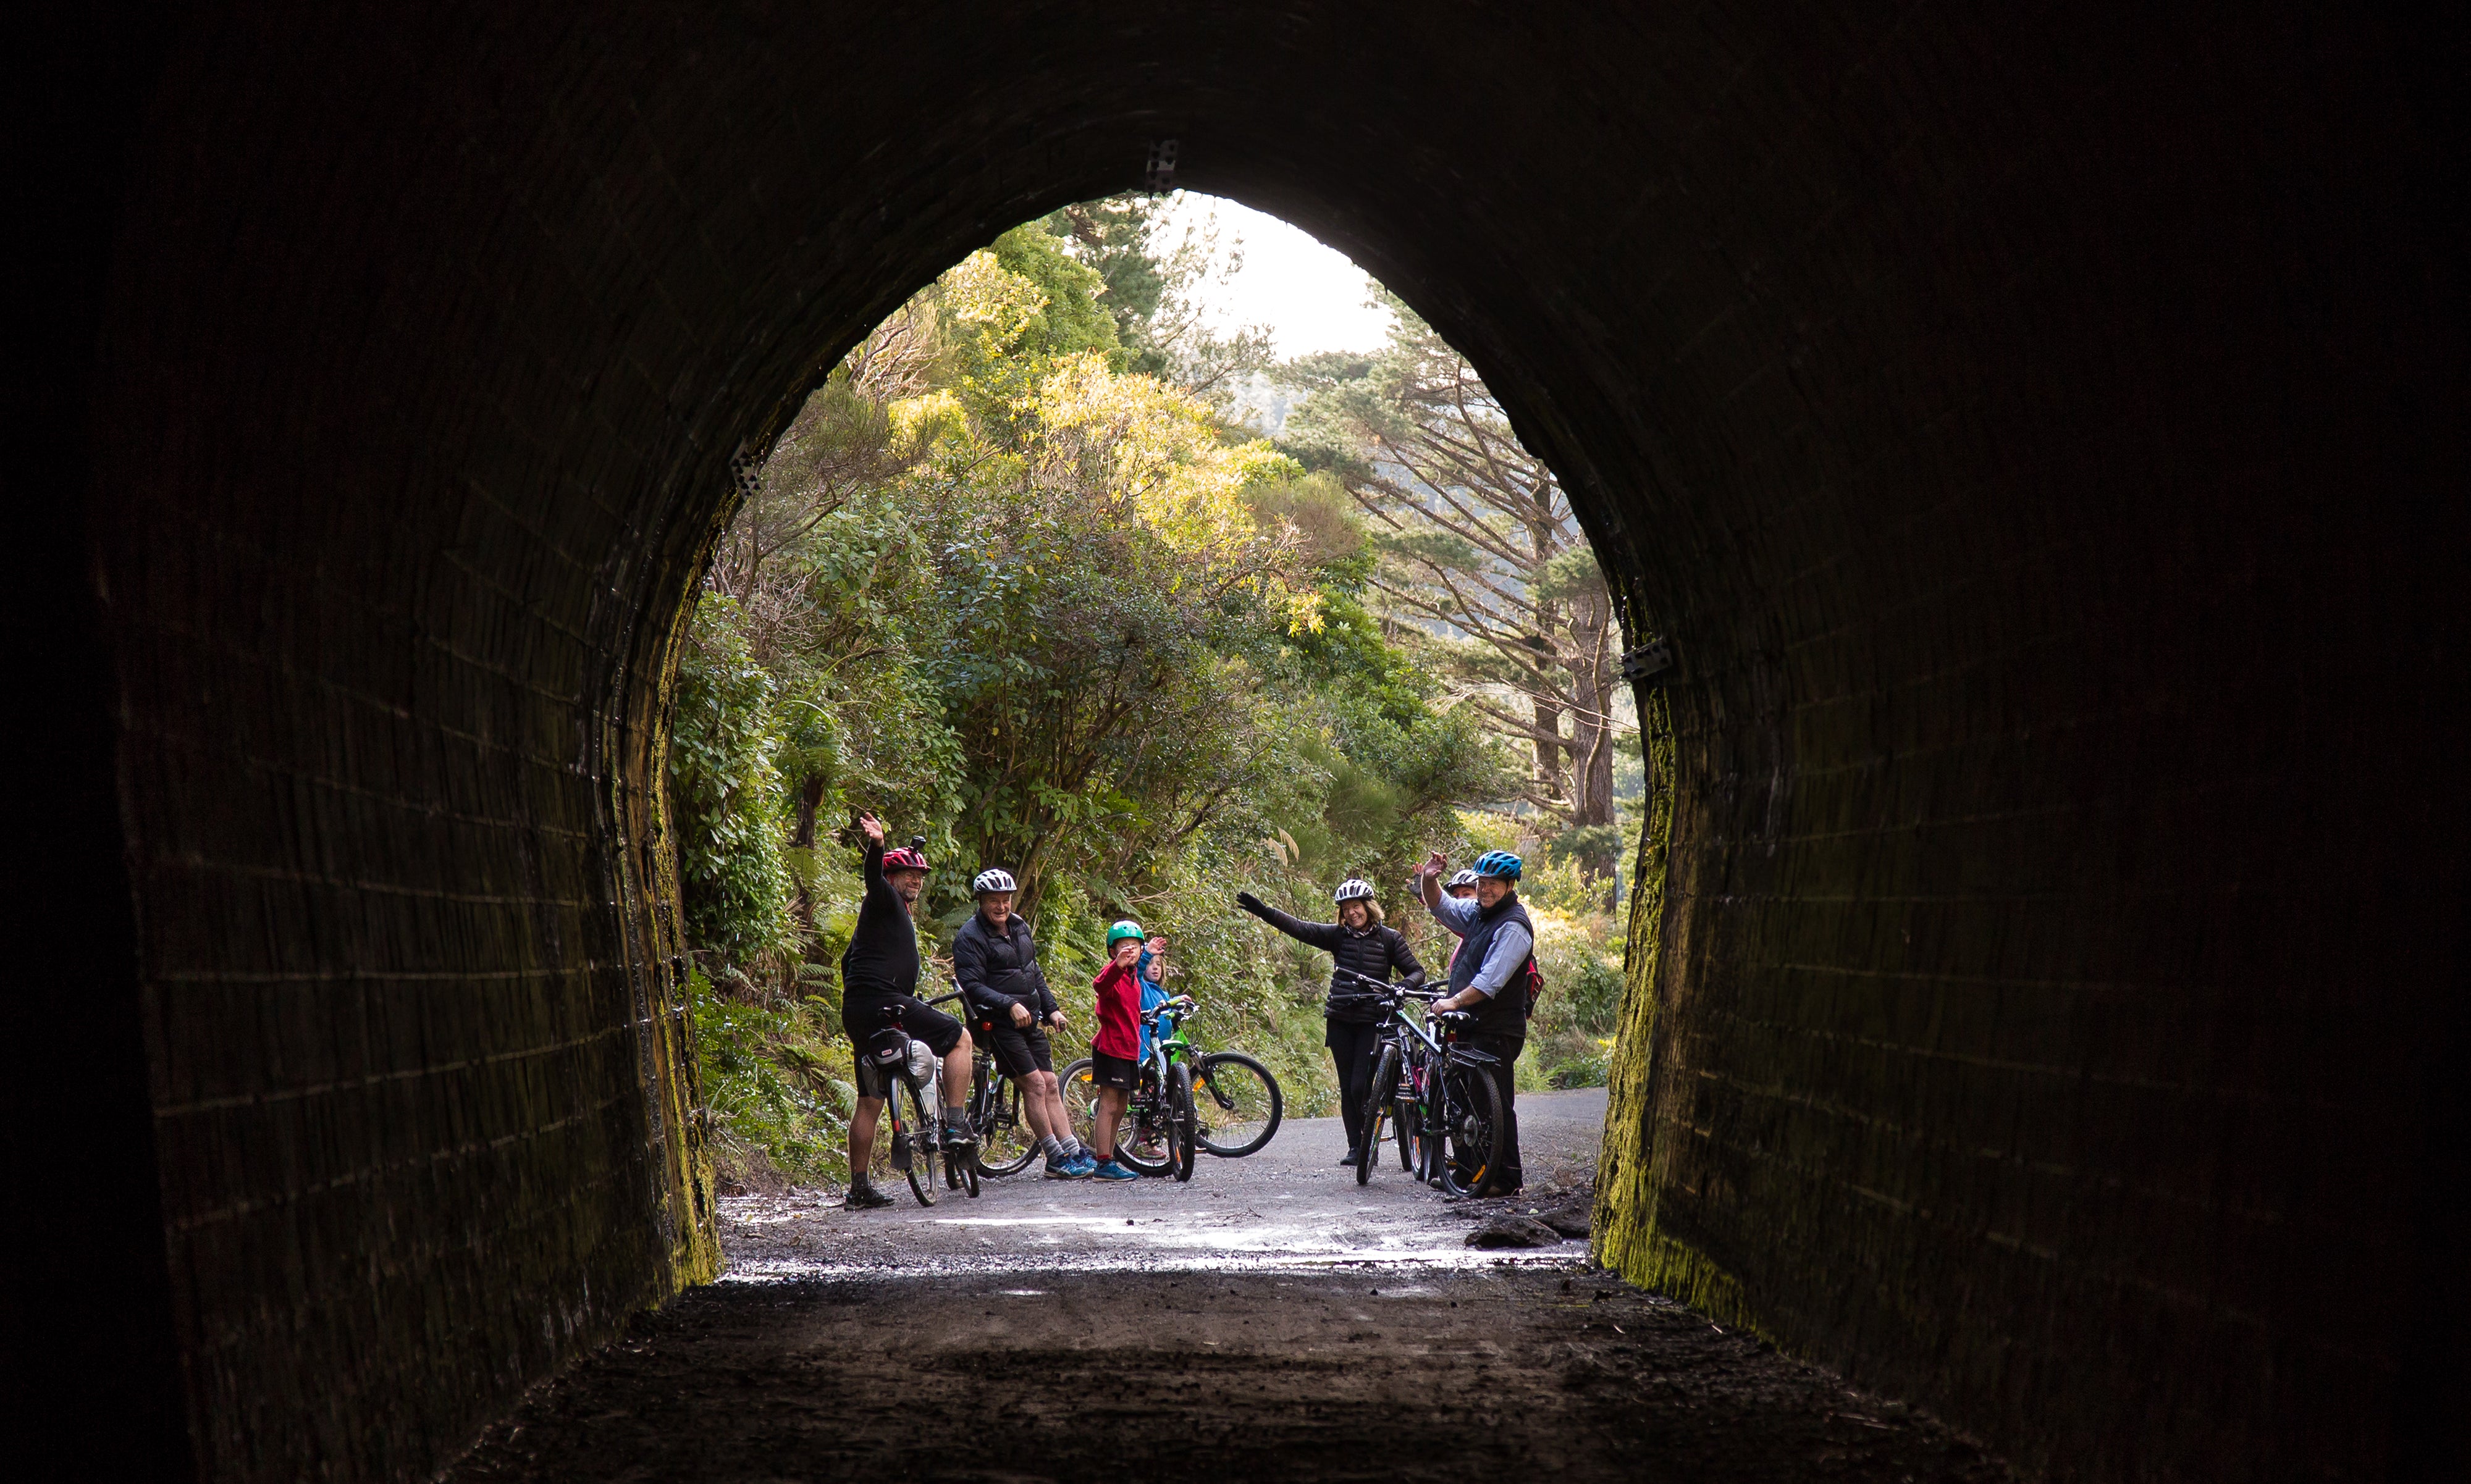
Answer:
[
  {"left": 687, "top": 965, "right": 857, "bottom": 1189},
  {"left": 670, "top": 600, "right": 798, "bottom": 961},
  {"left": 670, "top": 206, "right": 1627, "bottom": 1185},
  {"left": 1517, "top": 908, "right": 1627, "bottom": 1092},
  {"left": 988, "top": 224, "right": 1124, "bottom": 365}
]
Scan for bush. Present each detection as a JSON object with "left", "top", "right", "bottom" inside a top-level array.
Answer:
[{"left": 687, "top": 965, "right": 856, "bottom": 1190}]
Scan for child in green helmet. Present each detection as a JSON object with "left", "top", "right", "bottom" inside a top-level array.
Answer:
[{"left": 1086, "top": 921, "right": 1147, "bottom": 1180}]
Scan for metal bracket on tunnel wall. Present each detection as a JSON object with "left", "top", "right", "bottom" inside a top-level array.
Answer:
[{"left": 1620, "top": 637, "right": 1672, "bottom": 688}]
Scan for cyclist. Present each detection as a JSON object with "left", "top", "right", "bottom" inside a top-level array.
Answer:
[
  {"left": 1234, "top": 879, "right": 1426, "bottom": 1166},
  {"left": 1084, "top": 921, "right": 1148, "bottom": 1181},
  {"left": 953, "top": 868, "right": 1096, "bottom": 1179},
  {"left": 838, "top": 813, "right": 975, "bottom": 1210},
  {"left": 1414, "top": 849, "right": 1531, "bottom": 1197}
]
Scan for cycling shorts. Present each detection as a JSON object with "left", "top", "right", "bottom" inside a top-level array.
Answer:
[
  {"left": 984, "top": 1020, "right": 1053, "bottom": 1078},
  {"left": 843, "top": 991, "right": 964, "bottom": 1064}
]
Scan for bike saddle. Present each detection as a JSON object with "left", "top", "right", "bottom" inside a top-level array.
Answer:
[{"left": 860, "top": 1026, "right": 909, "bottom": 1068}]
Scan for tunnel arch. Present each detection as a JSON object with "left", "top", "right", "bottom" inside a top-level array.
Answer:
[{"left": 27, "top": 4, "right": 2461, "bottom": 1481}]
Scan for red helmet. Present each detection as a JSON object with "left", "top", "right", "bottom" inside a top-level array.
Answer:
[{"left": 880, "top": 846, "right": 929, "bottom": 873}]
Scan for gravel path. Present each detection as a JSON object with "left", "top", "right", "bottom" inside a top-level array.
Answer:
[
  {"left": 720, "top": 1088, "right": 1612, "bottom": 1280},
  {"left": 446, "top": 1088, "right": 2011, "bottom": 1482}
]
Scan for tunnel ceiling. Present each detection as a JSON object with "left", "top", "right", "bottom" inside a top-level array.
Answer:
[{"left": 23, "top": 2, "right": 2462, "bottom": 1481}]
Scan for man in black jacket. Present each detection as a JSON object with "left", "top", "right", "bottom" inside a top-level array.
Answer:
[
  {"left": 1235, "top": 879, "right": 1425, "bottom": 1165},
  {"left": 839, "top": 813, "right": 975, "bottom": 1209},
  {"left": 952, "top": 869, "right": 1095, "bottom": 1179}
]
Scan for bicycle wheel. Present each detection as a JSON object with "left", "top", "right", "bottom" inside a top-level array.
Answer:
[
  {"left": 975, "top": 1077, "right": 1040, "bottom": 1178},
  {"left": 1115, "top": 1074, "right": 1176, "bottom": 1176},
  {"left": 1061, "top": 1059, "right": 1101, "bottom": 1149},
  {"left": 1168, "top": 1063, "right": 1198, "bottom": 1183},
  {"left": 1357, "top": 1044, "right": 1399, "bottom": 1185},
  {"left": 1437, "top": 1063, "right": 1505, "bottom": 1198},
  {"left": 1061, "top": 1059, "right": 1172, "bottom": 1173},
  {"left": 1192, "top": 1052, "right": 1282, "bottom": 1157},
  {"left": 900, "top": 1076, "right": 939, "bottom": 1207}
]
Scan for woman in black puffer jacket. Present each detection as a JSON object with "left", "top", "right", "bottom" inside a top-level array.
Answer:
[{"left": 1236, "top": 879, "right": 1425, "bottom": 1165}]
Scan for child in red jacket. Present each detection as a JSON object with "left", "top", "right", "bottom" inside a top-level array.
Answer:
[{"left": 1087, "top": 921, "right": 1147, "bottom": 1181}]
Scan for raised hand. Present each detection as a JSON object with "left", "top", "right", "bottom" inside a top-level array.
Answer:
[
  {"left": 1421, "top": 850, "right": 1448, "bottom": 879},
  {"left": 1234, "top": 891, "right": 1267, "bottom": 916},
  {"left": 856, "top": 811, "right": 885, "bottom": 847}
]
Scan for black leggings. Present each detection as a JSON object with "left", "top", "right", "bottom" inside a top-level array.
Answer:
[{"left": 1324, "top": 1018, "right": 1384, "bottom": 1150}]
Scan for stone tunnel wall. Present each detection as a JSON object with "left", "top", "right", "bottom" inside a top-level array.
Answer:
[{"left": 41, "top": 2, "right": 2462, "bottom": 1480}]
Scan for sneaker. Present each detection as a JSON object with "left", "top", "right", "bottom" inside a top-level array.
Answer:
[
  {"left": 1044, "top": 1155, "right": 1091, "bottom": 1180},
  {"left": 1337, "top": 1151, "right": 1360, "bottom": 1167},
  {"left": 1065, "top": 1152, "right": 1101, "bottom": 1176},
  {"left": 1090, "top": 1160, "right": 1140, "bottom": 1181},
  {"left": 844, "top": 1183, "right": 895, "bottom": 1210},
  {"left": 940, "top": 1122, "right": 978, "bottom": 1155}
]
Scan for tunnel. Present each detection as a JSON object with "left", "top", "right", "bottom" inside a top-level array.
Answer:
[{"left": 13, "top": 2, "right": 2464, "bottom": 1480}]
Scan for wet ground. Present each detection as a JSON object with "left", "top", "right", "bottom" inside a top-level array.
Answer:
[{"left": 448, "top": 1091, "right": 2011, "bottom": 1482}]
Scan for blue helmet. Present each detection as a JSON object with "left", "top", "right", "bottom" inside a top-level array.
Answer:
[{"left": 1471, "top": 850, "right": 1523, "bottom": 881}]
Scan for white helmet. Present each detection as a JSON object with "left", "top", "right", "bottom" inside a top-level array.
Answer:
[
  {"left": 972, "top": 867, "right": 1018, "bottom": 895},
  {"left": 1333, "top": 878, "right": 1376, "bottom": 903},
  {"left": 1446, "top": 868, "right": 1480, "bottom": 889}
]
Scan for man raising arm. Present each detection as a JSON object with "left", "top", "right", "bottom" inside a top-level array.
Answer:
[
  {"left": 838, "top": 812, "right": 975, "bottom": 1209},
  {"left": 1412, "top": 849, "right": 1531, "bottom": 1197}
]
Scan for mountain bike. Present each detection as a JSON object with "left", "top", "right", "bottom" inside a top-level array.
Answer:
[
  {"left": 1061, "top": 996, "right": 1200, "bottom": 1180},
  {"left": 1329, "top": 969, "right": 1429, "bottom": 1186},
  {"left": 852, "top": 1000, "right": 958, "bottom": 1206},
  {"left": 930, "top": 987, "right": 1040, "bottom": 1180},
  {"left": 1339, "top": 975, "right": 1505, "bottom": 1195}
]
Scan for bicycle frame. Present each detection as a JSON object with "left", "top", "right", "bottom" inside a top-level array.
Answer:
[
  {"left": 1339, "top": 971, "right": 1498, "bottom": 1188},
  {"left": 1129, "top": 998, "right": 1195, "bottom": 1133}
]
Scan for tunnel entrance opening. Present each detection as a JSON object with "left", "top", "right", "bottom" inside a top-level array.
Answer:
[
  {"left": 46, "top": 9, "right": 2459, "bottom": 1482},
  {"left": 665, "top": 194, "right": 1652, "bottom": 1213}
]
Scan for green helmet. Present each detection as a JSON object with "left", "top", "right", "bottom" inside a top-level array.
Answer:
[{"left": 1106, "top": 920, "right": 1145, "bottom": 947}]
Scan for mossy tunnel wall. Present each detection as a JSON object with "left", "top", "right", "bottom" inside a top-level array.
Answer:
[{"left": 19, "top": 2, "right": 2461, "bottom": 1480}]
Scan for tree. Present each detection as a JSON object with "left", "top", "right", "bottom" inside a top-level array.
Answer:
[
  {"left": 1043, "top": 194, "right": 1276, "bottom": 412},
  {"left": 1279, "top": 297, "right": 1628, "bottom": 856}
]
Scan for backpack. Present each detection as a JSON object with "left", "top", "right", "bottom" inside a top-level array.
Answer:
[{"left": 1520, "top": 954, "right": 1545, "bottom": 1013}]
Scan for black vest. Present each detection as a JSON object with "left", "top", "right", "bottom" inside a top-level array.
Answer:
[{"left": 1447, "top": 894, "right": 1533, "bottom": 1039}]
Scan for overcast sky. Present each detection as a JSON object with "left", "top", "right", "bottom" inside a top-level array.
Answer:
[{"left": 1153, "top": 193, "right": 1394, "bottom": 359}]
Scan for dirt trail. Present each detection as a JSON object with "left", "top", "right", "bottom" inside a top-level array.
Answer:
[{"left": 447, "top": 1092, "right": 2010, "bottom": 1482}]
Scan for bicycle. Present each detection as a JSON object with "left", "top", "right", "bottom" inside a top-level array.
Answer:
[
  {"left": 1339, "top": 973, "right": 1505, "bottom": 1195},
  {"left": 1061, "top": 996, "right": 1202, "bottom": 1180},
  {"left": 852, "top": 1000, "right": 964, "bottom": 1207},
  {"left": 930, "top": 987, "right": 1040, "bottom": 1181},
  {"left": 1326, "top": 968, "right": 1420, "bottom": 1184}
]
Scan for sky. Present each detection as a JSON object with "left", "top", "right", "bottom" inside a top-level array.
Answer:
[{"left": 1153, "top": 193, "right": 1394, "bottom": 358}]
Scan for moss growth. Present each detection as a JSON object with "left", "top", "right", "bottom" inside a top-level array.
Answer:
[{"left": 1593, "top": 679, "right": 1672, "bottom": 1278}]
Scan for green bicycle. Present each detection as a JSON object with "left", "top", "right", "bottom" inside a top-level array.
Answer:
[{"left": 1062, "top": 992, "right": 1284, "bottom": 1175}]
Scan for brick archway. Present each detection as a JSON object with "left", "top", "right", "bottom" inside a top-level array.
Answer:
[{"left": 19, "top": 4, "right": 2460, "bottom": 1480}]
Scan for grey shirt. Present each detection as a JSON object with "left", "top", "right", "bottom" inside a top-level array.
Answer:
[{"left": 1431, "top": 892, "right": 1533, "bottom": 999}]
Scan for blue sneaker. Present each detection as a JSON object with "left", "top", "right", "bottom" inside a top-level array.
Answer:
[
  {"left": 1045, "top": 1154, "right": 1091, "bottom": 1180},
  {"left": 1090, "top": 1159, "right": 1140, "bottom": 1181},
  {"left": 1067, "top": 1152, "right": 1100, "bottom": 1176}
]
